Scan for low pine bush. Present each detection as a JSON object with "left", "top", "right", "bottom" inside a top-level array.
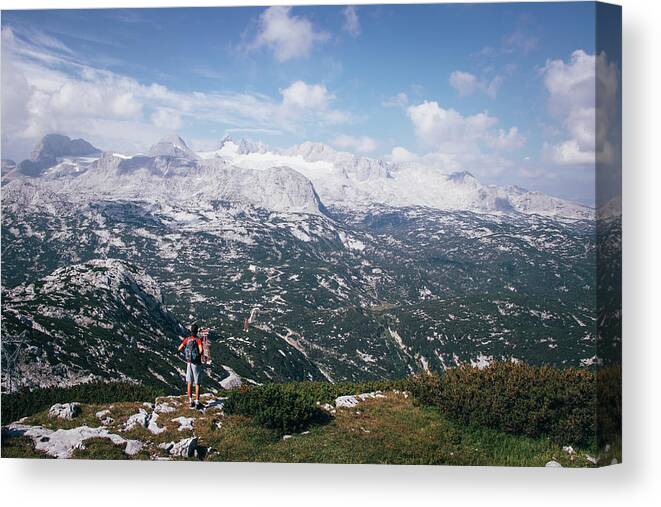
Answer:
[
  {"left": 224, "top": 384, "right": 327, "bottom": 434},
  {"left": 407, "top": 362, "right": 596, "bottom": 447},
  {"left": 1, "top": 382, "right": 165, "bottom": 425}
]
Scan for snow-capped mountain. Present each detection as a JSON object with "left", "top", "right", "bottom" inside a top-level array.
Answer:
[
  {"left": 148, "top": 134, "right": 199, "bottom": 160},
  {"left": 1, "top": 133, "right": 610, "bottom": 392},
  {"left": 2, "top": 133, "right": 591, "bottom": 220},
  {"left": 204, "top": 137, "right": 592, "bottom": 219}
]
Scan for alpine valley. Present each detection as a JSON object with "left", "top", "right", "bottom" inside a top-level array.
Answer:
[{"left": 1, "top": 133, "right": 609, "bottom": 392}]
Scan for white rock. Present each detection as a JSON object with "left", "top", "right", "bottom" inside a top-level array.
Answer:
[
  {"left": 610, "top": 458, "right": 618, "bottom": 465},
  {"left": 154, "top": 402, "right": 176, "bottom": 414},
  {"left": 220, "top": 365, "right": 242, "bottom": 390},
  {"left": 203, "top": 397, "right": 226, "bottom": 412},
  {"left": 5, "top": 423, "right": 143, "bottom": 459},
  {"left": 124, "top": 409, "right": 150, "bottom": 431},
  {"left": 158, "top": 442, "right": 174, "bottom": 452},
  {"left": 545, "top": 460, "right": 563, "bottom": 467},
  {"left": 335, "top": 391, "right": 386, "bottom": 408},
  {"left": 95, "top": 409, "right": 113, "bottom": 425},
  {"left": 562, "top": 445, "right": 575, "bottom": 455},
  {"left": 171, "top": 416, "right": 194, "bottom": 432},
  {"left": 335, "top": 395, "right": 360, "bottom": 408},
  {"left": 48, "top": 402, "right": 81, "bottom": 420},
  {"left": 169, "top": 437, "right": 198, "bottom": 457},
  {"left": 585, "top": 454, "right": 598, "bottom": 465},
  {"left": 282, "top": 435, "right": 292, "bottom": 440},
  {"left": 146, "top": 412, "right": 166, "bottom": 435}
]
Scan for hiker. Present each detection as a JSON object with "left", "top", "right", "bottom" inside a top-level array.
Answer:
[{"left": 178, "top": 323, "right": 204, "bottom": 408}]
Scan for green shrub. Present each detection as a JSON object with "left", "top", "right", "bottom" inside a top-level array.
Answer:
[
  {"left": 408, "top": 362, "right": 596, "bottom": 447},
  {"left": 597, "top": 365, "right": 621, "bottom": 447},
  {"left": 1, "top": 382, "right": 166, "bottom": 425},
  {"left": 404, "top": 372, "right": 443, "bottom": 406},
  {"left": 273, "top": 379, "right": 407, "bottom": 406},
  {"left": 224, "top": 384, "right": 327, "bottom": 434}
]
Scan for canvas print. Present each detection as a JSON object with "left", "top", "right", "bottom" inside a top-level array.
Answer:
[{"left": 0, "top": 2, "right": 621, "bottom": 466}]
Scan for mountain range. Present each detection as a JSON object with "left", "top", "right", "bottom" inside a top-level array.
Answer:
[{"left": 1, "top": 133, "right": 611, "bottom": 392}]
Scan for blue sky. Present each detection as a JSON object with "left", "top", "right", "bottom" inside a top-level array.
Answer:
[{"left": 1, "top": 3, "right": 621, "bottom": 205}]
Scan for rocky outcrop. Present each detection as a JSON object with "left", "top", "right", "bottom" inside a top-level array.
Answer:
[
  {"left": 17, "top": 134, "right": 100, "bottom": 177},
  {"left": 4, "top": 423, "right": 143, "bottom": 459},
  {"left": 159, "top": 436, "right": 197, "bottom": 458},
  {"left": 48, "top": 402, "right": 81, "bottom": 420},
  {"left": 335, "top": 391, "right": 387, "bottom": 409}
]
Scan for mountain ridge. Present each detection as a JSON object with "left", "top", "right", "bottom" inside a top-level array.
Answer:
[{"left": 4, "top": 133, "right": 593, "bottom": 220}]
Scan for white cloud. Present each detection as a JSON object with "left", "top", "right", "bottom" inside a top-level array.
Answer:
[
  {"left": 406, "top": 100, "right": 524, "bottom": 154},
  {"left": 342, "top": 6, "right": 361, "bottom": 37},
  {"left": 483, "top": 76, "right": 503, "bottom": 98},
  {"left": 150, "top": 108, "right": 182, "bottom": 130},
  {"left": 278, "top": 81, "right": 349, "bottom": 125},
  {"left": 542, "top": 49, "right": 618, "bottom": 166},
  {"left": 487, "top": 127, "right": 526, "bottom": 151},
  {"left": 400, "top": 100, "right": 524, "bottom": 180},
  {"left": 1, "top": 26, "right": 348, "bottom": 160},
  {"left": 382, "top": 92, "right": 409, "bottom": 108},
  {"left": 449, "top": 71, "right": 478, "bottom": 97},
  {"left": 250, "top": 6, "right": 329, "bottom": 62},
  {"left": 280, "top": 80, "right": 333, "bottom": 110},
  {"left": 331, "top": 134, "right": 377, "bottom": 154},
  {"left": 449, "top": 70, "right": 503, "bottom": 98},
  {"left": 389, "top": 146, "right": 418, "bottom": 163}
]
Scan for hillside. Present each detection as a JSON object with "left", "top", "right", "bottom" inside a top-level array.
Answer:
[
  {"left": 1, "top": 259, "right": 225, "bottom": 392},
  {"left": 1, "top": 133, "right": 616, "bottom": 393},
  {"left": 0, "top": 385, "right": 611, "bottom": 466}
]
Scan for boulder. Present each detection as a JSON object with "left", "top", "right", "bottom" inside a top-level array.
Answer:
[
  {"left": 171, "top": 416, "right": 194, "bottom": 432},
  {"left": 154, "top": 402, "right": 177, "bottom": 414},
  {"left": 49, "top": 402, "right": 81, "bottom": 420},
  {"left": 545, "top": 460, "right": 563, "bottom": 467},
  {"left": 124, "top": 408, "right": 150, "bottom": 431},
  {"left": 95, "top": 409, "right": 114, "bottom": 425},
  {"left": 146, "top": 412, "right": 166, "bottom": 435},
  {"left": 161, "top": 437, "right": 198, "bottom": 458}
]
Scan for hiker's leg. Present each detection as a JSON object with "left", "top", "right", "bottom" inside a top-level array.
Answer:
[
  {"left": 185, "top": 363, "right": 193, "bottom": 400},
  {"left": 195, "top": 384, "right": 200, "bottom": 401}
]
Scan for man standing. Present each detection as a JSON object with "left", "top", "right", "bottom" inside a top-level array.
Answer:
[{"left": 178, "top": 323, "right": 204, "bottom": 408}]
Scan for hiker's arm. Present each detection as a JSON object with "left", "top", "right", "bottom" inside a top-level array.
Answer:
[
  {"left": 198, "top": 342, "right": 204, "bottom": 355},
  {"left": 177, "top": 341, "right": 185, "bottom": 352}
]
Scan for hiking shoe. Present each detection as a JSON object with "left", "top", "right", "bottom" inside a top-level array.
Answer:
[
  {"left": 189, "top": 399, "right": 194, "bottom": 408},
  {"left": 195, "top": 401, "right": 202, "bottom": 410}
]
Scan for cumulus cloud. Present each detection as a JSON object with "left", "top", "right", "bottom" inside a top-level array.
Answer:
[
  {"left": 1, "top": 26, "right": 348, "bottom": 160},
  {"left": 406, "top": 100, "right": 524, "bottom": 154},
  {"left": 542, "top": 49, "right": 618, "bottom": 166},
  {"left": 281, "top": 80, "right": 333, "bottom": 110},
  {"left": 389, "top": 146, "right": 418, "bottom": 163},
  {"left": 342, "top": 6, "right": 361, "bottom": 37},
  {"left": 331, "top": 134, "right": 377, "bottom": 153},
  {"left": 250, "top": 6, "right": 329, "bottom": 62},
  {"left": 395, "top": 100, "right": 524, "bottom": 181},
  {"left": 449, "top": 70, "right": 503, "bottom": 98},
  {"left": 279, "top": 80, "right": 349, "bottom": 125}
]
